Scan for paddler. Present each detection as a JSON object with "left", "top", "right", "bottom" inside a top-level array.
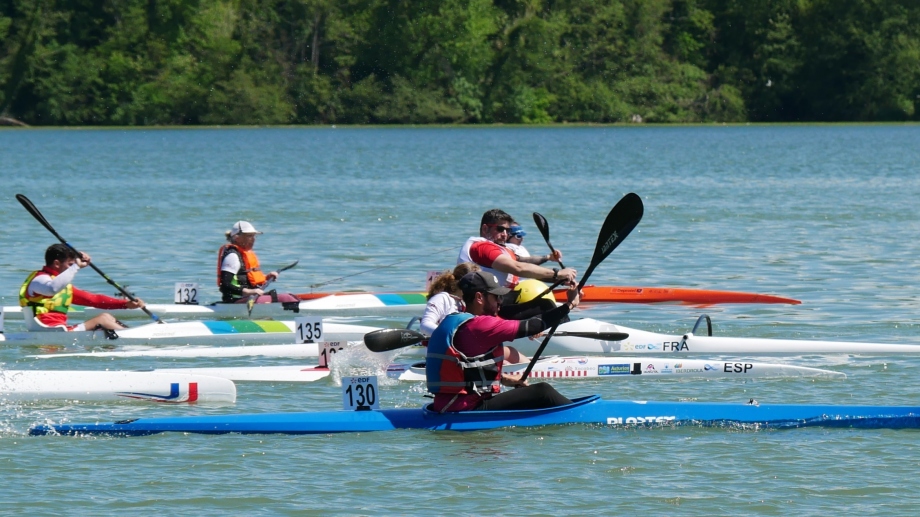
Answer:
[
  {"left": 426, "top": 270, "right": 578, "bottom": 412},
  {"left": 504, "top": 222, "right": 530, "bottom": 257},
  {"left": 420, "top": 262, "right": 529, "bottom": 364},
  {"left": 458, "top": 208, "right": 576, "bottom": 319},
  {"left": 217, "top": 221, "right": 298, "bottom": 304},
  {"left": 459, "top": 209, "right": 575, "bottom": 287},
  {"left": 19, "top": 244, "right": 145, "bottom": 331}
]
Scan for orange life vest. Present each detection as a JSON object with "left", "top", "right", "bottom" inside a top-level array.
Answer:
[{"left": 217, "top": 244, "right": 267, "bottom": 288}]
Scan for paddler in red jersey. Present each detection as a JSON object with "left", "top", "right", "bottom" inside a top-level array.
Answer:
[
  {"left": 458, "top": 208, "right": 577, "bottom": 319},
  {"left": 426, "top": 270, "right": 579, "bottom": 412},
  {"left": 19, "top": 244, "right": 145, "bottom": 331},
  {"left": 217, "top": 221, "right": 298, "bottom": 304}
]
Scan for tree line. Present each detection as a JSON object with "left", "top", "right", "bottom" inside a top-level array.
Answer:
[{"left": 1, "top": 0, "right": 918, "bottom": 126}]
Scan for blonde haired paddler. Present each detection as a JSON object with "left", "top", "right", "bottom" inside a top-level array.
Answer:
[{"left": 217, "top": 221, "right": 299, "bottom": 305}]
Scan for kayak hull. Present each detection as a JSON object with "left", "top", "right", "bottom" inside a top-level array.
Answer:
[
  {"left": 30, "top": 395, "right": 920, "bottom": 436},
  {"left": 1, "top": 285, "right": 799, "bottom": 322},
  {"left": 0, "top": 370, "right": 236, "bottom": 403},
  {"left": 387, "top": 356, "right": 845, "bottom": 382},
  {"left": 557, "top": 286, "right": 800, "bottom": 305},
  {"left": 0, "top": 320, "right": 379, "bottom": 347},
  {"left": 507, "top": 318, "right": 920, "bottom": 356}
]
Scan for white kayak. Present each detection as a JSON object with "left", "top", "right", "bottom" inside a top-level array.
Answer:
[
  {"left": 504, "top": 318, "right": 920, "bottom": 356},
  {"left": 0, "top": 370, "right": 236, "bottom": 403},
  {"left": 30, "top": 343, "right": 326, "bottom": 359},
  {"left": 3, "top": 293, "right": 425, "bottom": 321},
  {"left": 387, "top": 356, "right": 845, "bottom": 382},
  {"left": 102, "top": 357, "right": 841, "bottom": 384},
  {"left": 0, "top": 319, "right": 379, "bottom": 347},
  {"left": 145, "top": 365, "right": 331, "bottom": 382}
]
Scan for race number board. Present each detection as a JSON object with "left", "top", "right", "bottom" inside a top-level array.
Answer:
[
  {"left": 318, "top": 341, "right": 345, "bottom": 368},
  {"left": 342, "top": 376, "right": 379, "bottom": 410},
  {"left": 295, "top": 316, "right": 324, "bottom": 344},
  {"left": 174, "top": 282, "right": 199, "bottom": 305}
]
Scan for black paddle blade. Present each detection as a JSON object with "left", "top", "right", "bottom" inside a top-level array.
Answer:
[
  {"left": 16, "top": 194, "right": 59, "bottom": 238},
  {"left": 278, "top": 260, "right": 299, "bottom": 273},
  {"left": 533, "top": 212, "right": 551, "bottom": 244},
  {"left": 580, "top": 193, "right": 643, "bottom": 288},
  {"left": 364, "top": 328, "right": 427, "bottom": 352},
  {"left": 555, "top": 331, "right": 629, "bottom": 341}
]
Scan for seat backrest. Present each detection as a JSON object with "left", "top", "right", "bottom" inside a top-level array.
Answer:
[{"left": 22, "top": 308, "right": 68, "bottom": 332}]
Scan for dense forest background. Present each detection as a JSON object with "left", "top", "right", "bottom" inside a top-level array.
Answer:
[{"left": 1, "top": 0, "right": 919, "bottom": 125}]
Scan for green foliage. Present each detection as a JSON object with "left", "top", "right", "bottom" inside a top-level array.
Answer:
[{"left": 0, "top": 0, "right": 917, "bottom": 124}]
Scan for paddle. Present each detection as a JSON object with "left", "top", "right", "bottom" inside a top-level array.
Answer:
[
  {"left": 533, "top": 212, "right": 565, "bottom": 269},
  {"left": 517, "top": 193, "right": 644, "bottom": 383},
  {"left": 363, "top": 328, "right": 629, "bottom": 353},
  {"left": 364, "top": 328, "right": 428, "bottom": 352},
  {"left": 16, "top": 194, "right": 162, "bottom": 324},
  {"left": 246, "top": 260, "right": 299, "bottom": 316}
]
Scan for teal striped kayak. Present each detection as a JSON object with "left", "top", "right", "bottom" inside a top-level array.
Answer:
[{"left": 0, "top": 319, "right": 379, "bottom": 346}]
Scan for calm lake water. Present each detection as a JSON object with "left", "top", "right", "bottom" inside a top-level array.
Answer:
[{"left": 1, "top": 125, "right": 920, "bottom": 515}]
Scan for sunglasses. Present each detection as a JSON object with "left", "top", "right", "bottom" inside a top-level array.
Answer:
[{"left": 487, "top": 224, "right": 512, "bottom": 233}]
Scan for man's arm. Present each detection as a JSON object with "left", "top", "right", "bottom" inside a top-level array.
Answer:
[
  {"left": 491, "top": 254, "right": 577, "bottom": 286},
  {"left": 28, "top": 265, "right": 80, "bottom": 296}
]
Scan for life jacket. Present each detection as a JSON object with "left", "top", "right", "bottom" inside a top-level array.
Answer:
[
  {"left": 426, "top": 312, "right": 503, "bottom": 399},
  {"left": 458, "top": 237, "right": 519, "bottom": 287},
  {"left": 19, "top": 267, "right": 73, "bottom": 317},
  {"left": 217, "top": 244, "right": 267, "bottom": 288}
]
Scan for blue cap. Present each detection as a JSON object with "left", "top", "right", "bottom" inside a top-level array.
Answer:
[{"left": 509, "top": 225, "right": 526, "bottom": 238}]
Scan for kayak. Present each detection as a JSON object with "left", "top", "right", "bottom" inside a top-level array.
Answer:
[
  {"left": 146, "top": 365, "right": 331, "bottom": 382},
  {"left": 24, "top": 316, "right": 920, "bottom": 357},
  {"left": 0, "top": 319, "right": 379, "bottom": 347},
  {"left": 0, "top": 283, "right": 800, "bottom": 322},
  {"left": 3, "top": 294, "right": 426, "bottom": 321},
  {"left": 1, "top": 285, "right": 798, "bottom": 322},
  {"left": 0, "top": 370, "right": 236, "bottom": 403},
  {"left": 387, "top": 356, "right": 845, "bottom": 382},
  {"left": 29, "top": 394, "right": 920, "bottom": 436},
  {"left": 29, "top": 343, "right": 324, "bottom": 359},
  {"left": 64, "top": 357, "right": 839, "bottom": 383},
  {"left": 558, "top": 286, "right": 801, "bottom": 305},
  {"left": 504, "top": 318, "right": 920, "bottom": 356},
  {"left": 296, "top": 285, "right": 801, "bottom": 306}
]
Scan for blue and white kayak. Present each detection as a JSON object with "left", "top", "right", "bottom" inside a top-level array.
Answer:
[
  {"left": 0, "top": 320, "right": 379, "bottom": 346},
  {"left": 29, "top": 395, "right": 920, "bottom": 436},
  {"left": 1, "top": 370, "right": 236, "bottom": 403}
]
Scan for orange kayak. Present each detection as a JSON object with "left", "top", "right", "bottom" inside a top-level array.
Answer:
[
  {"left": 294, "top": 286, "right": 800, "bottom": 305},
  {"left": 553, "top": 285, "right": 800, "bottom": 305}
]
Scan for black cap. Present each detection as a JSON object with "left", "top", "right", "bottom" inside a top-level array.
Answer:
[{"left": 459, "top": 271, "right": 511, "bottom": 296}]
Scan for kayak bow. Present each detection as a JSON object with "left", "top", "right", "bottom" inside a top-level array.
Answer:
[{"left": 30, "top": 395, "right": 920, "bottom": 436}]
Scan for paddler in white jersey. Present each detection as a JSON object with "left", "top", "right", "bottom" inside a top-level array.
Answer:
[{"left": 458, "top": 208, "right": 576, "bottom": 319}]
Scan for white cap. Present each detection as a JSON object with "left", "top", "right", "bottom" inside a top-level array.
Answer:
[{"left": 230, "top": 221, "right": 262, "bottom": 237}]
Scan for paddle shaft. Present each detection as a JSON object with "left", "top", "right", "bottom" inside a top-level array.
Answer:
[
  {"left": 517, "top": 194, "right": 643, "bottom": 383},
  {"left": 16, "top": 194, "right": 161, "bottom": 323}
]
